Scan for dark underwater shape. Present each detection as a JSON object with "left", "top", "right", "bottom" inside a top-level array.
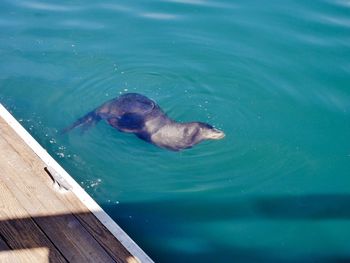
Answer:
[{"left": 63, "top": 93, "right": 225, "bottom": 151}]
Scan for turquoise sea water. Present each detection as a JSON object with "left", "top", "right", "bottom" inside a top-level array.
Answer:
[{"left": 1, "top": 0, "right": 350, "bottom": 262}]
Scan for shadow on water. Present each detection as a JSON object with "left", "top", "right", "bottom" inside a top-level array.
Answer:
[
  {"left": 149, "top": 243, "right": 350, "bottom": 263},
  {"left": 102, "top": 194, "right": 350, "bottom": 263},
  {"left": 104, "top": 194, "right": 350, "bottom": 222}
]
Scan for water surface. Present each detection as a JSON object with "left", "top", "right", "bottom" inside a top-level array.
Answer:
[{"left": 1, "top": 0, "right": 350, "bottom": 262}]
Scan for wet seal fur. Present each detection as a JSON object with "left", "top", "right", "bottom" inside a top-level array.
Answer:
[{"left": 63, "top": 93, "right": 225, "bottom": 151}]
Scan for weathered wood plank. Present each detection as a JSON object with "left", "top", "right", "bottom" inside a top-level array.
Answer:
[
  {"left": 0, "top": 248, "right": 51, "bottom": 263},
  {"left": 0, "top": 118, "right": 139, "bottom": 263},
  {"left": 0, "top": 132, "right": 116, "bottom": 263},
  {"left": 61, "top": 194, "right": 138, "bottom": 263},
  {"left": 0, "top": 179, "right": 67, "bottom": 263}
]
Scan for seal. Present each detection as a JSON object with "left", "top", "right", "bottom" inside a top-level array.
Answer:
[{"left": 63, "top": 93, "right": 225, "bottom": 151}]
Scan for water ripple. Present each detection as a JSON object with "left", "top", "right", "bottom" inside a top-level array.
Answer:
[
  {"left": 59, "top": 19, "right": 106, "bottom": 30},
  {"left": 14, "top": 0, "right": 85, "bottom": 12},
  {"left": 141, "top": 12, "right": 180, "bottom": 20},
  {"left": 165, "top": 0, "right": 237, "bottom": 9},
  {"left": 98, "top": 3, "right": 133, "bottom": 13}
]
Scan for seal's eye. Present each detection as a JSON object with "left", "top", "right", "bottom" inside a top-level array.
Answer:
[{"left": 200, "top": 123, "right": 213, "bottom": 129}]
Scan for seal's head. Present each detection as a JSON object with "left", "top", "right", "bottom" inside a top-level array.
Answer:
[{"left": 196, "top": 122, "right": 225, "bottom": 140}]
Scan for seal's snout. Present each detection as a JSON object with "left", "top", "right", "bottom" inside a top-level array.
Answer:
[{"left": 208, "top": 128, "right": 225, "bottom": 140}]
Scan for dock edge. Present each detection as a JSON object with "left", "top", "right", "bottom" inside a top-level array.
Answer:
[{"left": 0, "top": 103, "right": 153, "bottom": 263}]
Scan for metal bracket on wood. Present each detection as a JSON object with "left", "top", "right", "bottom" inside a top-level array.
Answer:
[{"left": 45, "top": 166, "right": 73, "bottom": 192}]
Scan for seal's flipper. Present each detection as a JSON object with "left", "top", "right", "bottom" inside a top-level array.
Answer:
[
  {"left": 61, "top": 111, "right": 101, "bottom": 134},
  {"left": 108, "top": 113, "right": 144, "bottom": 132}
]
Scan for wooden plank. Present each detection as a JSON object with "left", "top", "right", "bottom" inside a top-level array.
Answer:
[
  {"left": 61, "top": 194, "right": 138, "bottom": 263},
  {"left": 0, "top": 180, "right": 67, "bottom": 263},
  {"left": 0, "top": 132, "right": 116, "bottom": 263},
  {"left": 0, "top": 118, "right": 139, "bottom": 263},
  {"left": 0, "top": 248, "right": 50, "bottom": 263}
]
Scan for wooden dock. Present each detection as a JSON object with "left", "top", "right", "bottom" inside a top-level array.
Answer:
[{"left": 0, "top": 104, "right": 153, "bottom": 263}]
